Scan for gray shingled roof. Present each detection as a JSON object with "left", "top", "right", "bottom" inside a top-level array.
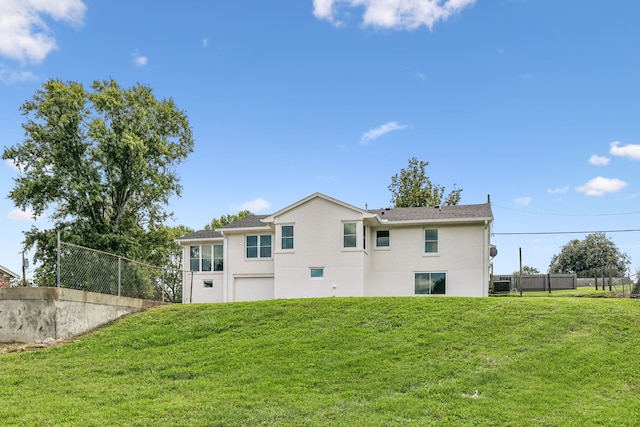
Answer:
[
  {"left": 178, "top": 229, "right": 223, "bottom": 240},
  {"left": 368, "top": 203, "right": 492, "bottom": 222},
  {"left": 179, "top": 203, "right": 492, "bottom": 240},
  {"left": 219, "top": 215, "right": 270, "bottom": 229}
]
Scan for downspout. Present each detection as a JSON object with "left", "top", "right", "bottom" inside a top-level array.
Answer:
[
  {"left": 483, "top": 220, "right": 489, "bottom": 297},
  {"left": 222, "top": 231, "right": 229, "bottom": 303}
]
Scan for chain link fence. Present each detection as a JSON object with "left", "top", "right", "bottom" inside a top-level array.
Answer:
[{"left": 58, "top": 241, "right": 172, "bottom": 301}]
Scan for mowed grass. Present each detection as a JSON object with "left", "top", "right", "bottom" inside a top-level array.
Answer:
[{"left": 2, "top": 297, "right": 640, "bottom": 426}]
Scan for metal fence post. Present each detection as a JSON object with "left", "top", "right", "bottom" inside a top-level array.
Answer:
[
  {"left": 161, "top": 268, "right": 166, "bottom": 302},
  {"left": 57, "top": 231, "right": 61, "bottom": 288},
  {"left": 118, "top": 257, "right": 122, "bottom": 297}
]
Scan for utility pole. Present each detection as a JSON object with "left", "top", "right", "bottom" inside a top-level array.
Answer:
[
  {"left": 21, "top": 250, "right": 27, "bottom": 287},
  {"left": 519, "top": 247, "right": 523, "bottom": 297}
]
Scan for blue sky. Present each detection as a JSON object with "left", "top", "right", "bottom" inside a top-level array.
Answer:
[{"left": 1, "top": 0, "right": 640, "bottom": 278}]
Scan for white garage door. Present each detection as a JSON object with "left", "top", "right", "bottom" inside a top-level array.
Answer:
[{"left": 234, "top": 277, "right": 274, "bottom": 302}]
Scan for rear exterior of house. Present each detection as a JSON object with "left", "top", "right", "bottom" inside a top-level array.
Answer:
[
  {"left": 178, "top": 193, "right": 494, "bottom": 303},
  {"left": 0, "top": 265, "right": 19, "bottom": 289}
]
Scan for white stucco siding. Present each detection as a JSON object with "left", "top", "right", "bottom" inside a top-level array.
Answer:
[
  {"left": 180, "top": 241, "right": 225, "bottom": 303},
  {"left": 224, "top": 232, "right": 275, "bottom": 302},
  {"left": 272, "top": 196, "right": 366, "bottom": 298},
  {"left": 234, "top": 276, "right": 275, "bottom": 302},
  {"left": 224, "top": 232, "right": 275, "bottom": 276},
  {"left": 184, "top": 272, "right": 225, "bottom": 303},
  {"left": 366, "top": 223, "right": 488, "bottom": 297}
]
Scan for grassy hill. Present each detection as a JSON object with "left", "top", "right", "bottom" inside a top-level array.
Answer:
[{"left": 1, "top": 297, "right": 639, "bottom": 426}]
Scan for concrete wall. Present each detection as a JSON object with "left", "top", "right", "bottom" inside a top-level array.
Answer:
[{"left": 0, "top": 287, "right": 162, "bottom": 343}]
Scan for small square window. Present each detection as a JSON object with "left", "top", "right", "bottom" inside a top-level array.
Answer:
[
  {"left": 310, "top": 268, "right": 324, "bottom": 278},
  {"left": 203, "top": 280, "right": 213, "bottom": 288},
  {"left": 376, "top": 230, "right": 390, "bottom": 247}
]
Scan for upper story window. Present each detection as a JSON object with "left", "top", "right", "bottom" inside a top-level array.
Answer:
[
  {"left": 190, "top": 244, "right": 223, "bottom": 272},
  {"left": 343, "top": 222, "right": 357, "bottom": 248},
  {"left": 424, "top": 229, "right": 438, "bottom": 253},
  {"left": 281, "top": 225, "right": 294, "bottom": 250},
  {"left": 363, "top": 225, "right": 367, "bottom": 250},
  {"left": 246, "top": 235, "right": 272, "bottom": 258},
  {"left": 376, "top": 230, "right": 390, "bottom": 247}
]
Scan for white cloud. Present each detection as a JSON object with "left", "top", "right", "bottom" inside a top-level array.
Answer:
[
  {"left": 546, "top": 186, "right": 569, "bottom": 195},
  {"left": 415, "top": 72, "right": 426, "bottom": 80},
  {"left": 203, "top": 38, "right": 208, "bottom": 48},
  {"left": 360, "top": 121, "right": 407, "bottom": 145},
  {"left": 4, "top": 158, "right": 26, "bottom": 172},
  {"left": 313, "top": 0, "right": 476, "bottom": 30},
  {"left": 0, "top": 67, "right": 37, "bottom": 83},
  {"left": 232, "top": 198, "right": 271, "bottom": 213},
  {"left": 576, "top": 176, "right": 628, "bottom": 196},
  {"left": 610, "top": 141, "right": 640, "bottom": 160},
  {"left": 589, "top": 154, "right": 610, "bottom": 166},
  {"left": 133, "top": 53, "right": 148, "bottom": 67},
  {"left": 514, "top": 197, "right": 531, "bottom": 206},
  {"left": 8, "top": 208, "right": 38, "bottom": 221},
  {"left": 0, "top": 0, "right": 86, "bottom": 64}
]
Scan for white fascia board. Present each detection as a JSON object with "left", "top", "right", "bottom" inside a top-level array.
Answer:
[{"left": 0, "top": 264, "right": 19, "bottom": 278}]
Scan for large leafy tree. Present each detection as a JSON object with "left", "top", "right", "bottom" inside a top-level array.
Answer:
[
  {"left": 2, "top": 78, "right": 194, "bottom": 285},
  {"left": 388, "top": 157, "right": 462, "bottom": 208},
  {"left": 513, "top": 265, "right": 540, "bottom": 275},
  {"left": 549, "top": 233, "right": 630, "bottom": 278}
]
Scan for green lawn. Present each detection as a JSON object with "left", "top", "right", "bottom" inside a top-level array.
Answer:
[{"left": 2, "top": 297, "right": 640, "bottom": 426}]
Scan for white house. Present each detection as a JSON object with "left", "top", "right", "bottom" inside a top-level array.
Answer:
[
  {"left": 0, "top": 264, "right": 19, "bottom": 289},
  {"left": 177, "top": 193, "right": 494, "bottom": 303}
]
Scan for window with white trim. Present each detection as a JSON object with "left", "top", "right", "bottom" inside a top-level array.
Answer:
[
  {"left": 343, "top": 222, "right": 357, "bottom": 248},
  {"left": 189, "top": 246, "right": 200, "bottom": 271},
  {"left": 282, "top": 225, "right": 294, "bottom": 250},
  {"left": 376, "top": 230, "right": 389, "bottom": 247},
  {"left": 246, "top": 235, "right": 272, "bottom": 258},
  {"left": 415, "top": 272, "right": 446, "bottom": 295},
  {"left": 424, "top": 229, "right": 438, "bottom": 253},
  {"left": 202, "top": 245, "right": 212, "bottom": 271},
  {"left": 213, "top": 244, "right": 223, "bottom": 271},
  {"left": 310, "top": 267, "right": 324, "bottom": 278},
  {"left": 190, "top": 244, "right": 223, "bottom": 272}
]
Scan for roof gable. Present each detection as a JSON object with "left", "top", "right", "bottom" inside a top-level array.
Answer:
[
  {"left": 263, "top": 193, "right": 373, "bottom": 224},
  {"left": 0, "top": 264, "right": 19, "bottom": 278}
]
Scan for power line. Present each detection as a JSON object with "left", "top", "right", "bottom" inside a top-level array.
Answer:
[
  {"left": 492, "top": 204, "right": 640, "bottom": 217},
  {"left": 494, "top": 229, "right": 640, "bottom": 236}
]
